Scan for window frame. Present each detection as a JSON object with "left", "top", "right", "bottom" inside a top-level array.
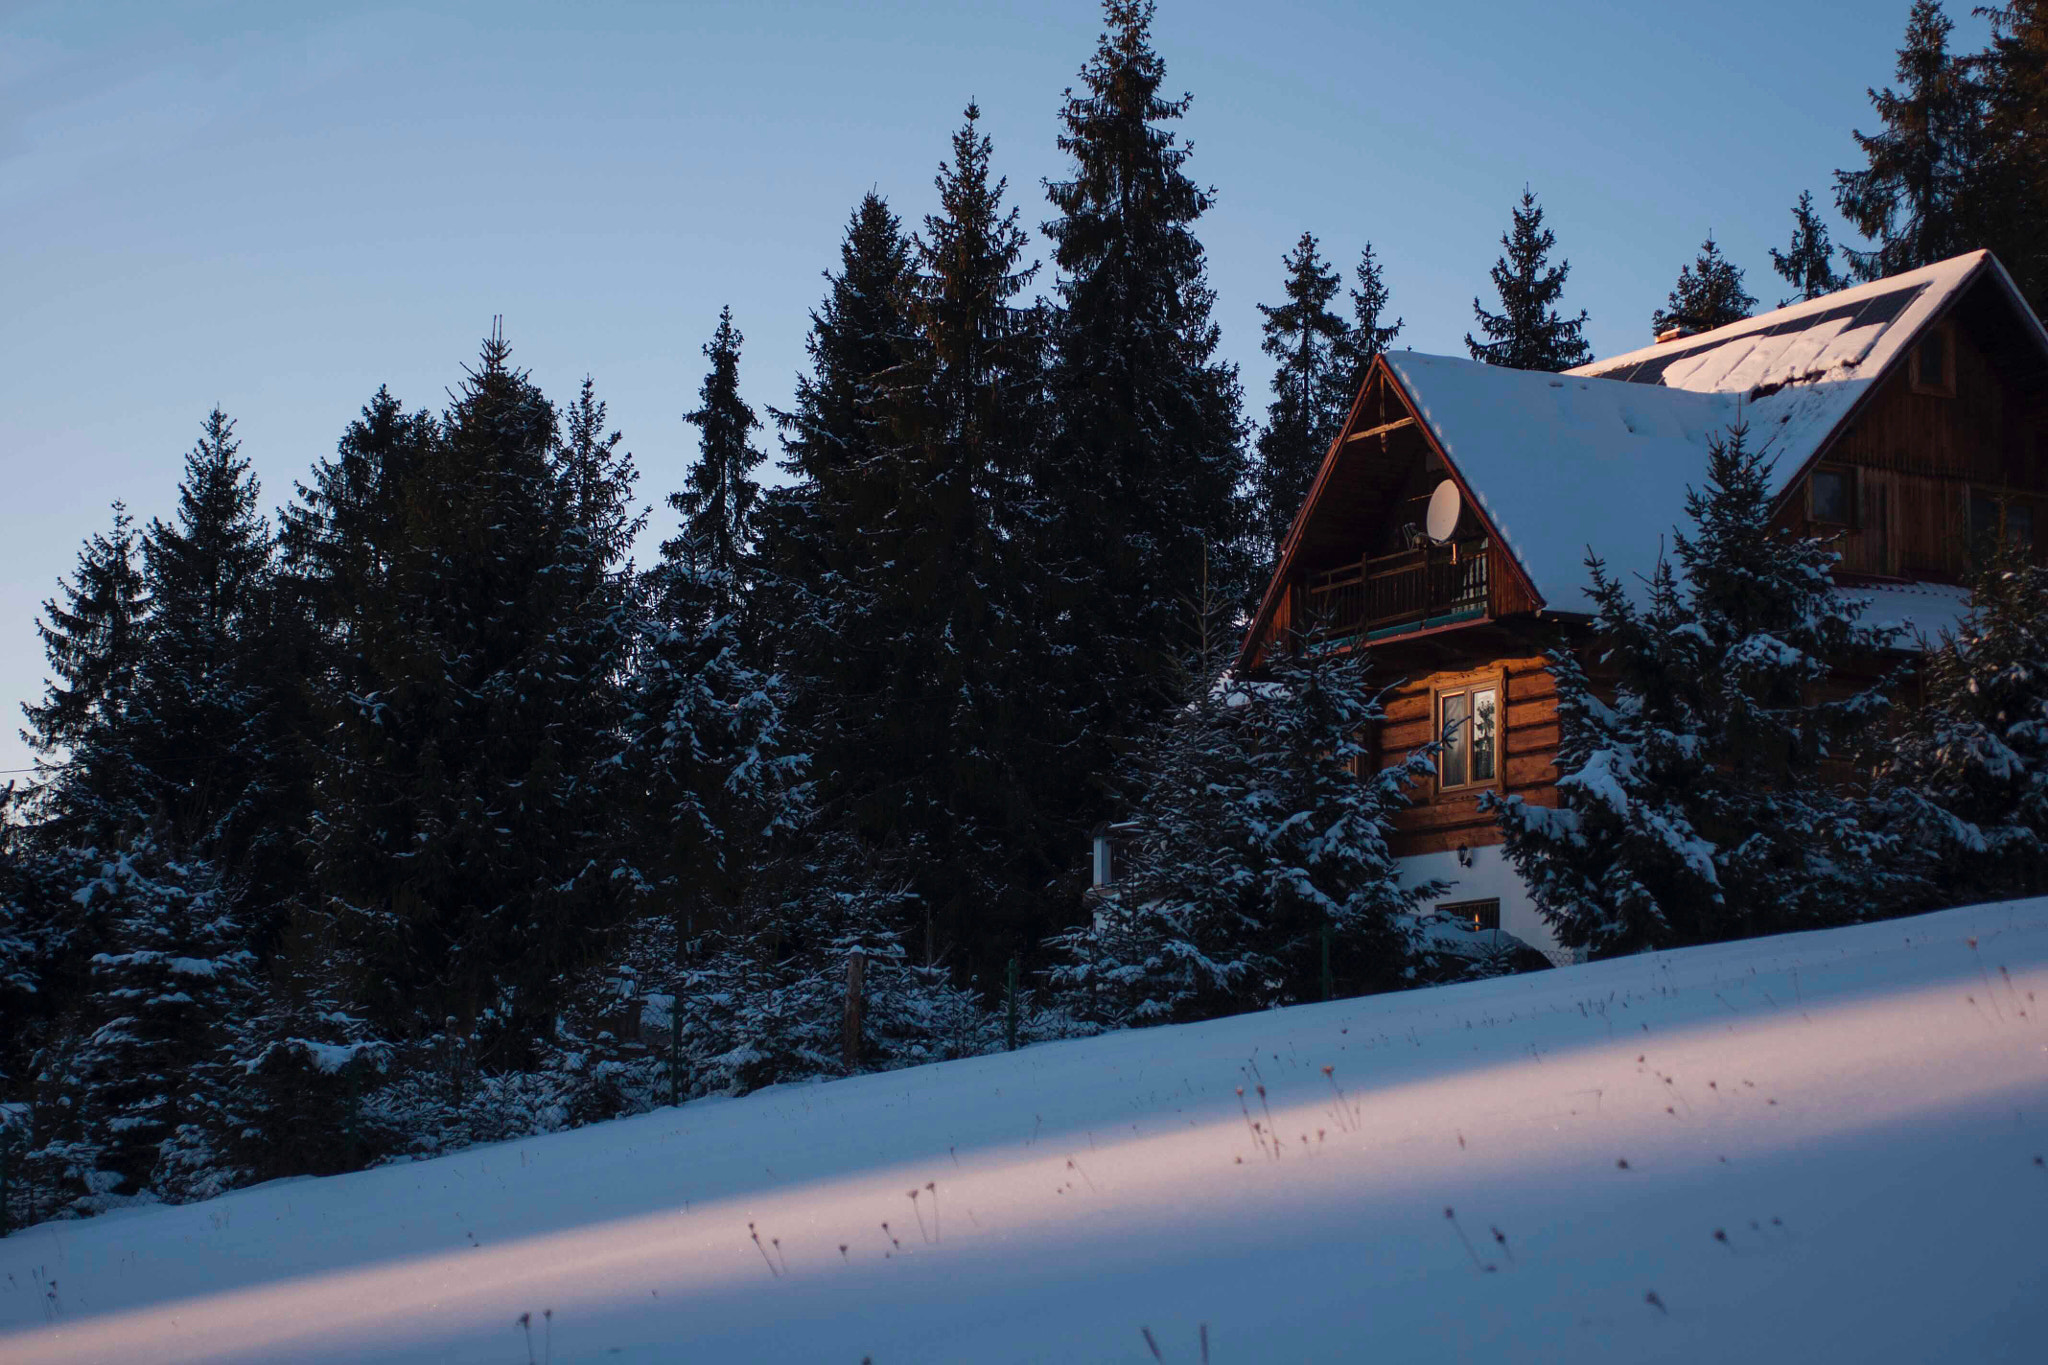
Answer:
[
  {"left": 1806, "top": 463, "right": 1859, "bottom": 529},
  {"left": 1909, "top": 321, "right": 1956, "bottom": 397},
  {"left": 1434, "top": 670, "right": 1506, "bottom": 796},
  {"left": 1436, "top": 897, "right": 1501, "bottom": 933}
]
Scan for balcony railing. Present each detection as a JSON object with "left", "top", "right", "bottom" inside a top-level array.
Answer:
[{"left": 1300, "top": 539, "right": 1490, "bottom": 645}]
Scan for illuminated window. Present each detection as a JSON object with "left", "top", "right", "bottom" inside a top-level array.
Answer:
[
  {"left": 1437, "top": 897, "right": 1500, "bottom": 932},
  {"left": 1438, "top": 682, "right": 1500, "bottom": 790}
]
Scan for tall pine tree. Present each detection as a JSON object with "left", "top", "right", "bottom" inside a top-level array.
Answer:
[
  {"left": 1037, "top": 0, "right": 1250, "bottom": 858},
  {"left": 22, "top": 505, "right": 150, "bottom": 843},
  {"left": 1770, "top": 191, "right": 1848, "bottom": 304},
  {"left": 288, "top": 334, "right": 635, "bottom": 1055},
  {"left": 851, "top": 102, "right": 1050, "bottom": 974},
  {"left": 131, "top": 410, "right": 300, "bottom": 901},
  {"left": 1467, "top": 188, "right": 1591, "bottom": 371},
  {"left": 1253, "top": 232, "right": 1352, "bottom": 557},
  {"left": 669, "top": 307, "right": 764, "bottom": 612},
  {"left": 1651, "top": 235, "right": 1757, "bottom": 337},
  {"left": 1337, "top": 242, "right": 1403, "bottom": 398},
  {"left": 1976, "top": 1, "right": 2048, "bottom": 315},
  {"left": 1835, "top": 0, "right": 1985, "bottom": 281}
]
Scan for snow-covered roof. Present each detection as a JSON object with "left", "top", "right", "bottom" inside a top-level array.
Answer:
[
  {"left": 1384, "top": 252, "right": 2039, "bottom": 615},
  {"left": 1571, "top": 251, "right": 2014, "bottom": 500},
  {"left": 1384, "top": 351, "right": 1738, "bottom": 610},
  {"left": 1843, "top": 580, "right": 1973, "bottom": 650}
]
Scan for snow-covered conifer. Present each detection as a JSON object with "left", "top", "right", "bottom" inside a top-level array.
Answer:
[
  {"left": 1050, "top": 640, "right": 1434, "bottom": 1026},
  {"left": 1490, "top": 424, "right": 1909, "bottom": 955},
  {"left": 1876, "top": 536, "right": 2048, "bottom": 900}
]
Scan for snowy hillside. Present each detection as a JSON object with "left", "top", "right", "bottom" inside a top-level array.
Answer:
[{"left": 5, "top": 901, "right": 2047, "bottom": 1364}]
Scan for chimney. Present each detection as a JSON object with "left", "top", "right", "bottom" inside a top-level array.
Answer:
[{"left": 1656, "top": 325, "right": 1691, "bottom": 344}]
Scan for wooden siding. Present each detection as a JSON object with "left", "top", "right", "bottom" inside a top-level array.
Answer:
[
  {"left": 1374, "top": 654, "right": 1558, "bottom": 857},
  {"left": 1780, "top": 308, "right": 2048, "bottom": 579}
]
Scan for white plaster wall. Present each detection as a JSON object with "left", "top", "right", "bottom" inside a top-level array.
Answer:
[{"left": 1397, "top": 843, "right": 1581, "bottom": 965}]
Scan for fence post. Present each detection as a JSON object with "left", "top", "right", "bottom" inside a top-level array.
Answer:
[
  {"left": 1005, "top": 956, "right": 1020, "bottom": 1051},
  {"left": 843, "top": 950, "right": 865, "bottom": 1069},
  {"left": 1321, "top": 923, "right": 1334, "bottom": 1002},
  {"left": 1, "top": 1130, "right": 11, "bottom": 1238}
]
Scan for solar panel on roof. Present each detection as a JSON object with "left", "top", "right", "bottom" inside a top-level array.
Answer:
[{"left": 1584, "top": 282, "right": 1930, "bottom": 387}]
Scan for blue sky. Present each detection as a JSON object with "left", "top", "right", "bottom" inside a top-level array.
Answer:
[{"left": 0, "top": 0, "right": 1982, "bottom": 777}]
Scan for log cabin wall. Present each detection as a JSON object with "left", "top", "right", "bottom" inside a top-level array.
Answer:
[{"left": 1372, "top": 653, "right": 1559, "bottom": 858}]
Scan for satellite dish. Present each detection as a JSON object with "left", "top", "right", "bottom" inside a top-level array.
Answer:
[{"left": 1425, "top": 479, "right": 1462, "bottom": 542}]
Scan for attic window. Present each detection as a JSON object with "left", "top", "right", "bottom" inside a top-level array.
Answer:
[
  {"left": 1809, "top": 467, "right": 1856, "bottom": 527},
  {"left": 1911, "top": 324, "right": 1954, "bottom": 396}
]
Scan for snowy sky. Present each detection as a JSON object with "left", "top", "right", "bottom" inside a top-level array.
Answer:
[{"left": 0, "top": 0, "right": 1989, "bottom": 780}]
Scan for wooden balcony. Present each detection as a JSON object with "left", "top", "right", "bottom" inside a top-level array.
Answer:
[{"left": 1298, "top": 539, "right": 1491, "bottom": 646}]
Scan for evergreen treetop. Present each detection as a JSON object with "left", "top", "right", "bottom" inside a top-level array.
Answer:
[
  {"left": 1489, "top": 424, "right": 1912, "bottom": 955},
  {"left": 1770, "top": 191, "right": 1848, "bottom": 305},
  {"left": 1467, "top": 188, "right": 1591, "bottom": 371},
  {"left": 670, "top": 307, "right": 765, "bottom": 605},
  {"left": 1875, "top": 533, "right": 2048, "bottom": 900},
  {"left": 1037, "top": 0, "right": 1249, "bottom": 839},
  {"left": 1976, "top": 1, "right": 2048, "bottom": 315},
  {"left": 22, "top": 504, "right": 150, "bottom": 839},
  {"left": 1652, "top": 235, "right": 1757, "bottom": 338},
  {"left": 1835, "top": 0, "right": 1985, "bottom": 281},
  {"left": 1254, "top": 232, "right": 1351, "bottom": 556},
  {"left": 1338, "top": 242, "right": 1403, "bottom": 396}
]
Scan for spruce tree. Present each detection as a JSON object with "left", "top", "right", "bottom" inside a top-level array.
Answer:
[
  {"left": 853, "top": 102, "right": 1050, "bottom": 974},
  {"left": 1337, "top": 242, "right": 1403, "bottom": 398},
  {"left": 289, "top": 334, "right": 636, "bottom": 1054},
  {"left": 670, "top": 307, "right": 764, "bottom": 609},
  {"left": 1770, "top": 191, "right": 1848, "bottom": 304},
  {"left": 37, "top": 835, "right": 251, "bottom": 1208},
  {"left": 1253, "top": 232, "right": 1352, "bottom": 556},
  {"left": 1651, "top": 235, "right": 1757, "bottom": 337},
  {"left": 1467, "top": 188, "right": 1591, "bottom": 370},
  {"left": 133, "top": 411, "right": 295, "bottom": 889},
  {"left": 1976, "top": 1, "right": 2048, "bottom": 315},
  {"left": 1769, "top": 192, "right": 1846, "bottom": 304},
  {"left": 1876, "top": 537, "right": 2048, "bottom": 901},
  {"left": 1038, "top": 0, "right": 1250, "bottom": 870},
  {"left": 22, "top": 504, "right": 150, "bottom": 842},
  {"left": 1048, "top": 640, "right": 1434, "bottom": 1026},
  {"left": 758, "top": 190, "right": 913, "bottom": 666},
  {"left": 1489, "top": 425, "right": 1910, "bottom": 956},
  {"left": 1834, "top": 0, "right": 1986, "bottom": 281}
]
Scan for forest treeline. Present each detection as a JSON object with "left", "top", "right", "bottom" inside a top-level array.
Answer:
[{"left": 2, "top": 1, "right": 2045, "bottom": 1226}]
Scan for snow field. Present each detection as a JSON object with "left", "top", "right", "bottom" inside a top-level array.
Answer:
[{"left": 4, "top": 898, "right": 2046, "bottom": 1363}]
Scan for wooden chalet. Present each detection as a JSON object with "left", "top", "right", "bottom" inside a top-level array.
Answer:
[{"left": 1238, "top": 250, "right": 2048, "bottom": 962}]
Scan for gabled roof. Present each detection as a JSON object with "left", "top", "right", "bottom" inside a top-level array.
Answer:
[
  {"left": 1569, "top": 250, "right": 2043, "bottom": 498},
  {"left": 1383, "top": 351, "right": 1734, "bottom": 609},
  {"left": 1240, "top": 251, "right": 2048, "bottom": 673}
]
